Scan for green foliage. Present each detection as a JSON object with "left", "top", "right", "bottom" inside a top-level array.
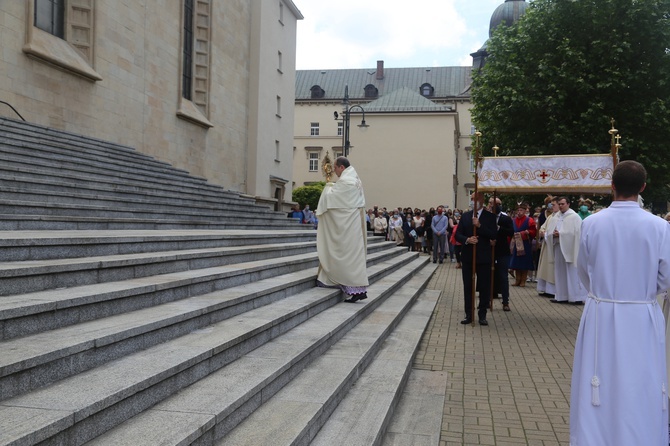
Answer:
[
  {"left": 471, "top": 0, "right": 670, "bottom": 208},
  {"left": 292, "top": 182, "right": 326, "bottom": 210}
]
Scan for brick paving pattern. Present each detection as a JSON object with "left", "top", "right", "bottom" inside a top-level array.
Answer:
[{"left": 414, "top": 256, "right": 583, "bottom": 445}]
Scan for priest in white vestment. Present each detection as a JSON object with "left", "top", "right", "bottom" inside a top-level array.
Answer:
[
  {"left": 570, "top": 161, "right": 670, "bottom": 445},
  {"left": 536, "top": 198, "right": 559, "bottom": 297},
  {"left": 545, "top": 197, "right": 587, "bottom": 304},
  {"left": 316, "top": 157, "right": 369, "bottom": 303}
]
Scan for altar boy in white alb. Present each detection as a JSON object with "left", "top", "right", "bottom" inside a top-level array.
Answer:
[{"left": 570, "top": 161, "right": 670, "bottom": 445}]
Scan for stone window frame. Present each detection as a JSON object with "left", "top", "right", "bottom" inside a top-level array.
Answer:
[
  {"left": 23, "top": 0, "right": 102, "bottom": 81},
  {"left": 466, "top": 147, "right": 476, "bottom": 173},
  {"left": 308, "top": 152, "right": 320, "bottom": 172},
  {"left": 177, "top": 0, "right": 213, "bottom": 128}
]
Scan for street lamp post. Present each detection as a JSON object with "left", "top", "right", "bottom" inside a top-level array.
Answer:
[{"left": 333, "top": 85, "right": 369, "bottom": 157}]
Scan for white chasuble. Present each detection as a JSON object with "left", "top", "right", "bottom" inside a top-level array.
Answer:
[{"left": 316, "top": 167, "right": 369, "bottom": 288}]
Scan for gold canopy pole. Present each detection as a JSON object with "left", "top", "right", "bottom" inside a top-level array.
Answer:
[
  {"left": 471, "top": 132, "right": 483, "bottom": 326},
  {"left": 489, "top": 145, "right": 499, "bottom": 311}
]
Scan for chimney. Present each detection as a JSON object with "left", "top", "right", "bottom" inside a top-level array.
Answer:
[{"left": 376, "top": 60, "right": 384, "bottom": 80}]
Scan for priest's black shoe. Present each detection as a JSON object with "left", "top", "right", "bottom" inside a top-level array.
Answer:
[
  {"left": 550, "top": 299, "right": 568, "bottom": 304},
  {"left": 344, "top": 293, "right": 367, "bottom": 303},
  {"left": 479, "top": 319, "right": 488, "bottom": 326},
  {"left": 460, "top": 318, "right": 472, "bottom": 324}
]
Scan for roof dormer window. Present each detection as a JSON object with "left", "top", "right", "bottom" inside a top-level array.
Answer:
[
  {"left": 420, "top": 83, "right": 434, "bottom": 97},
  {"left": 364, "top": 84, "right": 378, "bottom": 98},
  {"left": 310, "top": 85, "right": 325, "bottom": 99}
]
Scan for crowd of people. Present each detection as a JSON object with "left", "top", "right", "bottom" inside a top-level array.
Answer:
[
  {"left": 311, "top": 157, "right": 670, "bottom": 444},
  {"left": 377, "top": 168, "right": 670, "bottom": 444}
]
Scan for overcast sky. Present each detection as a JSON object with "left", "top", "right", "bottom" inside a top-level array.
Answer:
[{"left": 295, "top": 0, "right": 505, "bottom": 70}]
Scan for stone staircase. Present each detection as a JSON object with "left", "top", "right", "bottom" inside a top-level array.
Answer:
[{"left": 0, "top": 117, "right": 439, "bottom": 445}]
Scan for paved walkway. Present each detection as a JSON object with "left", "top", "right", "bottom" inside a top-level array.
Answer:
[{"left": 414, "top": 256, "right": 583, "bottom": 446}]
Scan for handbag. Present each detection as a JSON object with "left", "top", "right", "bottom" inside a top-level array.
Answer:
[{"left": 514, "top": 233, "right": 525, "bottom": 256}]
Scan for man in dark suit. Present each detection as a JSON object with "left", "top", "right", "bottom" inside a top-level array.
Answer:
[
  {"left": 489, "top": 196, "right": 515, "bottom": 311},
  {"left": 455, "top": 193, "right": 498, "bottom": 325}
]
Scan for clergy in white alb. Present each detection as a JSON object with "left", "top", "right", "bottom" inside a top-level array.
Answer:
[
  {"left": 545, "top": 197, "right": 587, "bottom": 303},
  {"left": 316, "top": 157, "right": 369, "bottom": 302},
  {"left": 570, "top": 160, "right": 670, "bottom": 445},
  {"left": 536, "top": 199, "right": 558, "bottom": 296}
]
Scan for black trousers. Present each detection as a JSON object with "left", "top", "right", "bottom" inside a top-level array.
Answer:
[
  {"left": 494, "top": 255, "right": 511, "bottom": 305},
  {"left": 461, "top": 261, "right": 492, "bottom": 320}
]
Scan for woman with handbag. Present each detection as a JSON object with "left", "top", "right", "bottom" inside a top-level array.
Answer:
[{"left": 509, "top": 202, "right": 537, "bottom": 286}]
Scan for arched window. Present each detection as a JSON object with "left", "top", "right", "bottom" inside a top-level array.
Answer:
[
  {"left": 420, "top": 83, "right": 434, "bottom": 97},
  {"left": 364, "top": 84, "right": 378, "bottom": 98},
  {"left": 310, "top": 85, "right": 325, "bottom": 99}
]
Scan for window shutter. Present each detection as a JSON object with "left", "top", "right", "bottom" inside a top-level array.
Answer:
[
  {"left": 193, "top": 0, "right": 211, "bottom": 115},
  {"left": 67, "top": 0, "right": 94, "bottom": 62}
]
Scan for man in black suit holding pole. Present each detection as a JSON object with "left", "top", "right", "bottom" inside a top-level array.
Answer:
[
  {"left": 456, "top": 192, "right": 498, "bottom": 325},
  {"left": 489, "top": 196, "right": 515, "bottom": 311}
]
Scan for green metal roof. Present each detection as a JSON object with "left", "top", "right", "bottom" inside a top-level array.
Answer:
[
  {"left": 360, "top": 87, "right": 452, "bottom": 112},
  {"left": 295, "top": 66, "right": 472, "bottom": 101}
]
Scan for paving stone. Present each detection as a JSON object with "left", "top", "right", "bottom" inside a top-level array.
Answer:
[{"left": 411, "top": 259, "right": 582, "bottom": 445}]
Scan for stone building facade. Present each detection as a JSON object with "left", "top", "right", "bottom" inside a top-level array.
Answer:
[{"left": 0, "top": 1, "right": 302, "bottom": 209}]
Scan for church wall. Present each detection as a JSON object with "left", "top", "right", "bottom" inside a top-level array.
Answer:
[
  {"left": 247, "top": 1, "right": 301, "bottom": 208},
  {"left": 0, "top": 1, "right": 255, "bottom": 193}
]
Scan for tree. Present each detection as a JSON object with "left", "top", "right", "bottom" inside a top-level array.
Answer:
[
  {"left": 471, "top": 0, "right": 670, "bottom": 209},
  {"left": 292, "top": 182, "right": 325, "bottom": 211}
]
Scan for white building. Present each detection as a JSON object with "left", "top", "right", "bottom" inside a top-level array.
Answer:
[{"left": 293, "top": 62, "right": 476, "bottom": 210}]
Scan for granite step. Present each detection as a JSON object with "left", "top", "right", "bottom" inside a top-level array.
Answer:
[
  {"left": 0, "top": 241, "right": 398, "bottom": 339},
  {"left": 0, "top": 241, "right": 318, "bottom": 296},
  {"left": 0, "top": 250, "right": 415, "bottom": 402},
  {"left": 381, "top": 368, "right": 448, "bottom": 446},
  {"left": 0, "top": 125, "right": 208, "bottom": 184},
  {"left": 0, "top": 188, "right": 289, "bottom": 223},
  {"left": 0, "top": 156, "right": 243, "bottom": 203},
  {"left": 217, "top": 275, "right": 439, "bottom": 446},
  {"left": 0, "top": 172, "right": 274, "bottom": 213},
  {"left": 0, "top": 128, "right": 184, "bottom": 176},
  {"left": 0, "top": 117, "right": 176, "bottom": 168},
  {"left": 0, "top": 144, "right": 211, "bottom": 192},
  {"left": 0, "top": 257, "right": 428, "bottom": 446},
  {"left": 0, "top": 214, "right": 305, "bottom": 231},
  {"left": 310, "top": 290, "right": 441, "bottom": 446},
  {"left": 83, "top": 258, "right": 432, "bottom": 446},
  {"left": 0, "top": 197, "right": 290, "bottom": 222},
  {"left": 0, "top": 230, "right": 316, "bottom": 262}
]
